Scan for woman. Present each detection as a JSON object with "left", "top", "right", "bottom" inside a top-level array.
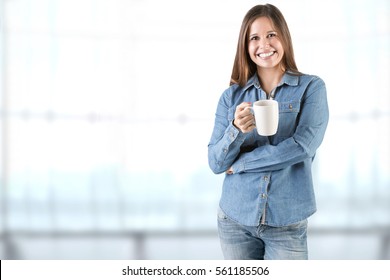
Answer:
[{"left": 208, "top": 4, "right": 329, "bottom": 260}]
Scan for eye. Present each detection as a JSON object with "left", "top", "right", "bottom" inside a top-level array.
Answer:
[
  {"left": 249, "top": 36, "right": 260, "bottom": 41},
  {"left": 267, "top": 32, "right": 277, "bottom": 38}
]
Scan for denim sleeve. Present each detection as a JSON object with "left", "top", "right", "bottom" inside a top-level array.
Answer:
[
  {"left": 208, "top": 89, "right": 247, "bottom": 174},
  {"left": 231, "top": 77, "right": 329, "bottom": 173}
]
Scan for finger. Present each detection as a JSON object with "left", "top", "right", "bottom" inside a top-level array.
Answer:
[
  {"left": 235, "top": 116, "right": 255, "bottom": 132},
  {"left": 236, "top": 114, "right": 254, "bottom": 126},
  {"left": 234, "top": 117, "right": 248, "bottom": 128},
  {"left": 242, "top": 118, "right": 256, "bottom": 129},
  {"left": 242, "top": 113, "right": 255, "bottom": 122},
  {"left": 235, "top": 105, "right": 253, "bottom": 119},
  {"left": 226, "top": 167, "right": 233, "bottom": 174},
  {"left": 241, "top": 107, "right": 253, "bottom": 117},
  {"left": 241, "top": 123, "right": 256, "bottom": 133},
  {"left": 236, "top": 102, "right": 252, "bottom": 112}
]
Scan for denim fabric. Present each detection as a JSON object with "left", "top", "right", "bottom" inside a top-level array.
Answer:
[
  {"left": 217, "top": 207, "right": 308, "bottom": 260},
  {"left": 208, "top": 72, "right": 329, "bottom": 227}
]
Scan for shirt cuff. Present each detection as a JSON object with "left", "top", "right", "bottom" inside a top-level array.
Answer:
[
  {"left": 231, "top": 158, "right": 245, "bottom": 174},
  {"left": 228, "top": 121, "right": 245, "bottom": 143},
  {"left": 227, "top": 121, "right": 246, "bottom": 174}
]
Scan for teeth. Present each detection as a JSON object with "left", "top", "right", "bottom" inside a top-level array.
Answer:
[{"left": 258, "top": 51, "right": 274, "bottom": 58}]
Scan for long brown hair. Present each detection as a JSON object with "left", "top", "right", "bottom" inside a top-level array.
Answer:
[{"left": 230, "top": 4, "right": 301, "bottom": 87}]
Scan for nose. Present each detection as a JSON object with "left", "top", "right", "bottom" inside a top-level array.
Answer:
[{"left": 259, "top": 38, "right": 271, "bottom": 49}]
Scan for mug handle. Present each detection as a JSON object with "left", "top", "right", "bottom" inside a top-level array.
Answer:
[
  {"left": 244, "top": 106, "right": 253, "bottom": 114},
  {"left": 244, "top": 106, "right": 256, "bottom": 126}
]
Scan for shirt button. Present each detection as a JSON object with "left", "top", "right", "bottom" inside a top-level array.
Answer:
[
  {"left": 289, "top": 104, "right": 293, "bottom": 110},
  {"left": 264, "top": 176, "right": 268, "bottom": 181},
  {"left": 261, "top": 193, "right": 267, "bottom": 199}
]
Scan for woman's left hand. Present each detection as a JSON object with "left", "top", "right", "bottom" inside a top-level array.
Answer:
[{"left": 226, "top": 167, "right": 234, "bottom": 174}]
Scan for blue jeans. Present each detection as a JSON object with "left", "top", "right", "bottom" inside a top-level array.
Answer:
[{"left": 217, "top": 207, "right": 308, "bottom": 260}]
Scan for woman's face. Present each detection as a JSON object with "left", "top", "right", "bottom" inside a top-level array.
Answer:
[{"left": 247, "top": 17, "right": 284, "bottom": 71}]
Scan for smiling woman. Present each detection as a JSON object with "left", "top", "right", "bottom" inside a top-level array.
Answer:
[
  {"left": 249, "top": 26, "right": 280, "bottom": 60},
  {"left": 230, "top": 4, "right": 300, "bottom": 90},
  {"left": 247, "top": 17, "right": 285, "bottom": 93},
  {"left": 208, "top": 3, "right": 329, "bottom": 260}
]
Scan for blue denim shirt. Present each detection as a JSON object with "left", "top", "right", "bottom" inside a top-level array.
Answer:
[{"left": 208, "top": 72, "right": 329, "bottom": 227}]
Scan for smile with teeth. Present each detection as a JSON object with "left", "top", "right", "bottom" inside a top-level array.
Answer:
[{"left": 258, "top": 51, "right": 275, "bottom": 58}]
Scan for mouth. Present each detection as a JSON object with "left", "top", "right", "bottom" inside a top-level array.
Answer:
[{"left": 257, "top": 51, "right": 276, "bottom": 59}]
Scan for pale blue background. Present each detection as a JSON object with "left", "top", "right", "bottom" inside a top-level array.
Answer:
[{"left": 0, "top": 0, "right": 389, "bottom": 259}]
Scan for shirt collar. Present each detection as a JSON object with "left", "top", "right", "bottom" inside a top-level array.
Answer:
[{"left": 243, "top": 71, "right": 299, "bottom": 91}]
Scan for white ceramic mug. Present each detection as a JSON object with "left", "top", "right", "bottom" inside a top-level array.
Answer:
[{"left": 252, "top": 100, "right": 279, "bottom": 136}]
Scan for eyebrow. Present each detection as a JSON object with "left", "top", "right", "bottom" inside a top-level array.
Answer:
[{"left": 249, "top": 31, "right": 276, "bottom": 37}]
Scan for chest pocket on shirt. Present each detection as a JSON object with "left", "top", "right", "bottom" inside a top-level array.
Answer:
[{"left": 277, "top": 101, "right": 301, "bottom": 137}]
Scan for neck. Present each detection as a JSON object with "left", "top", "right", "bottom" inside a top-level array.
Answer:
[{"left": 257, "top": 67, "right": 285, "bottom": 95}]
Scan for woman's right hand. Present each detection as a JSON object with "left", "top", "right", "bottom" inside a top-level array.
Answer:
[{"left": 233, "top": 102, "right": 256, "bottom": 133}]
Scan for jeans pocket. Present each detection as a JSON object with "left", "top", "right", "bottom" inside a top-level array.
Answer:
[
  {"left": 289, "top": 219, "right": 308, "bottom": 228},
  {"left": 286, "top": 219, "right": 308, "bottom": 239}
]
